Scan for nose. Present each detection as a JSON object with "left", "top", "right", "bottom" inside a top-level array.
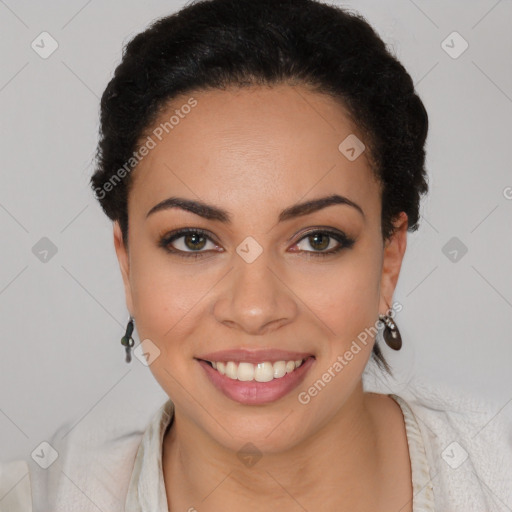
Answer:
[{"left": 212, "top": 249, "right": 298, "bottom": 336}]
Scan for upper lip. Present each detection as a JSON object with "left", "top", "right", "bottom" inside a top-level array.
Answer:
[{"left": 195, "top": 349, "right": 315, "bottom": 364}]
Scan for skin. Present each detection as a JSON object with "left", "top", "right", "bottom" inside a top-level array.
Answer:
[{"left": 113, "top": 84, "right": 411, "bottom": 511}]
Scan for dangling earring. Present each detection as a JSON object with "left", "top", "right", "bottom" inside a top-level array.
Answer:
[
  {"left": 121, "top": 316, "right": 135, "bottom": 363},
  {"left": 378, "top": 313, "right": 402, "bottom": 350}
]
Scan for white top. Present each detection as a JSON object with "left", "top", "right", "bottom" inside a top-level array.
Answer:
[
  {"left": 1, "top": 357, "right": 511, "bottom": 511},
  {"left": 391, "top": 394, "right": 436, "bottom": 511}
]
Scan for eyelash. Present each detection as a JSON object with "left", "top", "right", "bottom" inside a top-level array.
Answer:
[{"left": 158, "top": 228, "right": 355, "bottom": 259}]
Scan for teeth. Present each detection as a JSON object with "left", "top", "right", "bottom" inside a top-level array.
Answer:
[{"left": 207, "top": 359, "right": 306, "bottom": 382}]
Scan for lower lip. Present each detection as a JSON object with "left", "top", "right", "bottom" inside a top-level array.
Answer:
[{"left": 197, "top": 357, "right": 315, "bottom": 405}]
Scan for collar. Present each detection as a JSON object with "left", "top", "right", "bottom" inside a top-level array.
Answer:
[{"left": 124, "top": 398, "right": 174, "bottom": 512}]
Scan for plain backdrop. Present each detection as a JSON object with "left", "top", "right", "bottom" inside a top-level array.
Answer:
[{"left": 1, "top": 0, "right": 511, "bottom": 463}]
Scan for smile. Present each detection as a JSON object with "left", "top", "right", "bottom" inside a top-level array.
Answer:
[
  {"left": 197, "top": 356, "right": 316, "bottom": 405},
  {"left": 204, "top": 359, "right": 305, "bottom": 382}
]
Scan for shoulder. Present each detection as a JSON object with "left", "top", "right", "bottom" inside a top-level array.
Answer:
[
  {"left": 363, "top": 360, "right": 512, "bottom": 509},
  {"left": 46, "top": 395, "right": 171, "bottom": 512},
  {"left": 1, "top": 397, "right": 167, "bottom": 512},
  {"left": 0, "top": 459, "right": 32, "bottom": 511},
  {"left": 398, "top": 381, "right": 512, "bottom": 510},
  {"left": 45, "top": 421, "right": 144, "bottom": 512},
  {"left": 397, "top": 374, "right": 512, "bottom": 458}
]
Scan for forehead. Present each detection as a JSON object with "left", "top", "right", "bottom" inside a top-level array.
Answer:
[{"left": 129, "top": 85, "right": 380, "bottom": 221}]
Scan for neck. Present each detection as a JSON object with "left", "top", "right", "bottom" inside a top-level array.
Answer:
[{"left": 162, "top": 380, "right": 389, "bottom": 511}]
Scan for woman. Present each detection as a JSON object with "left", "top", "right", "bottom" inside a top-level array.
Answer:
[{"left": 2, "top": 0, "right": 511, "bottom": 511}]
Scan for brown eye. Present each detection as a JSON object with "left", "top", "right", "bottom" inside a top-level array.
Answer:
[
  {"left": 306, "top": 233, "right": 330, "bottom": 251},
  {"left": 159, "top": 229, "right": 219, "bottom": 258},
  {"left": 293, "top": 229, "right": 355, "bottom": 257},
  {"left": 182, "top": 232, "right": 207, "bottom": 251}
]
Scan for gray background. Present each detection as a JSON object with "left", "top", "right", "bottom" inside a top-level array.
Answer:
[{"left": 1, "top": 0, "right": 511, "bottom": 463}]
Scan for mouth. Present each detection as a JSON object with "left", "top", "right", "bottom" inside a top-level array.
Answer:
[
  {"left": 195, "top": 354, "right": 316, "bottom": 405},
  {"left": 200, "top": 358, "right": 308, "bottom": 382}
]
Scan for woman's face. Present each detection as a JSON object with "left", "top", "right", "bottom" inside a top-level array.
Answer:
[{"left": 114, "top": 84, "right": 407, "bottom": 453}]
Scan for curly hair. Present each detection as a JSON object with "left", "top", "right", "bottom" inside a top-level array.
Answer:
[{"left": 90, "top": 0, "right": 429, "bottom": 375}]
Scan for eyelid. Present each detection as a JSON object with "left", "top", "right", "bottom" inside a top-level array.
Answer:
[{"left": 293, "top": 226, "right": 349, "bottom": 241}]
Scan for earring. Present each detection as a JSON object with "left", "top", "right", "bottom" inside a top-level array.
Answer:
[
  {"left": 120, "top": 316, "right": 135, "bottom": 363},
  {"left": 378, "top": 314, "right": 402, "bottom": 351}
]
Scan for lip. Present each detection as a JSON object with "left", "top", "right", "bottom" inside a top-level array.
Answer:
[
  {"left": 197, "top": 355, "right": 316, "bottom": 405},
  {"left": 195, "top": 348, "right": 314, "bottom": 364}
]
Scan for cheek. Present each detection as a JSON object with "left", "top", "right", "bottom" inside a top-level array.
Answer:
[
  {"left": 127, "top": 243, "right": 181, "bottom": 344},
  {"left": 128, "top": 245, "right": 216, "bottom": 356},
  {"left": 292, "top": 248, "right": 382, "bottom": 340}
]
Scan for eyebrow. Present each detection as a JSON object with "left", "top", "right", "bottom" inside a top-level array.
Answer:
[{"left": 146, "top": 194, "right": 365, "bottom": 223}]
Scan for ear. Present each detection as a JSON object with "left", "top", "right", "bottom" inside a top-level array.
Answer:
[
  {"left": 378, "top": 212, "right": 408, "bottom": 314},
  {"left": 113, "top": 221, "right": 134, "bottom": 316}
]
